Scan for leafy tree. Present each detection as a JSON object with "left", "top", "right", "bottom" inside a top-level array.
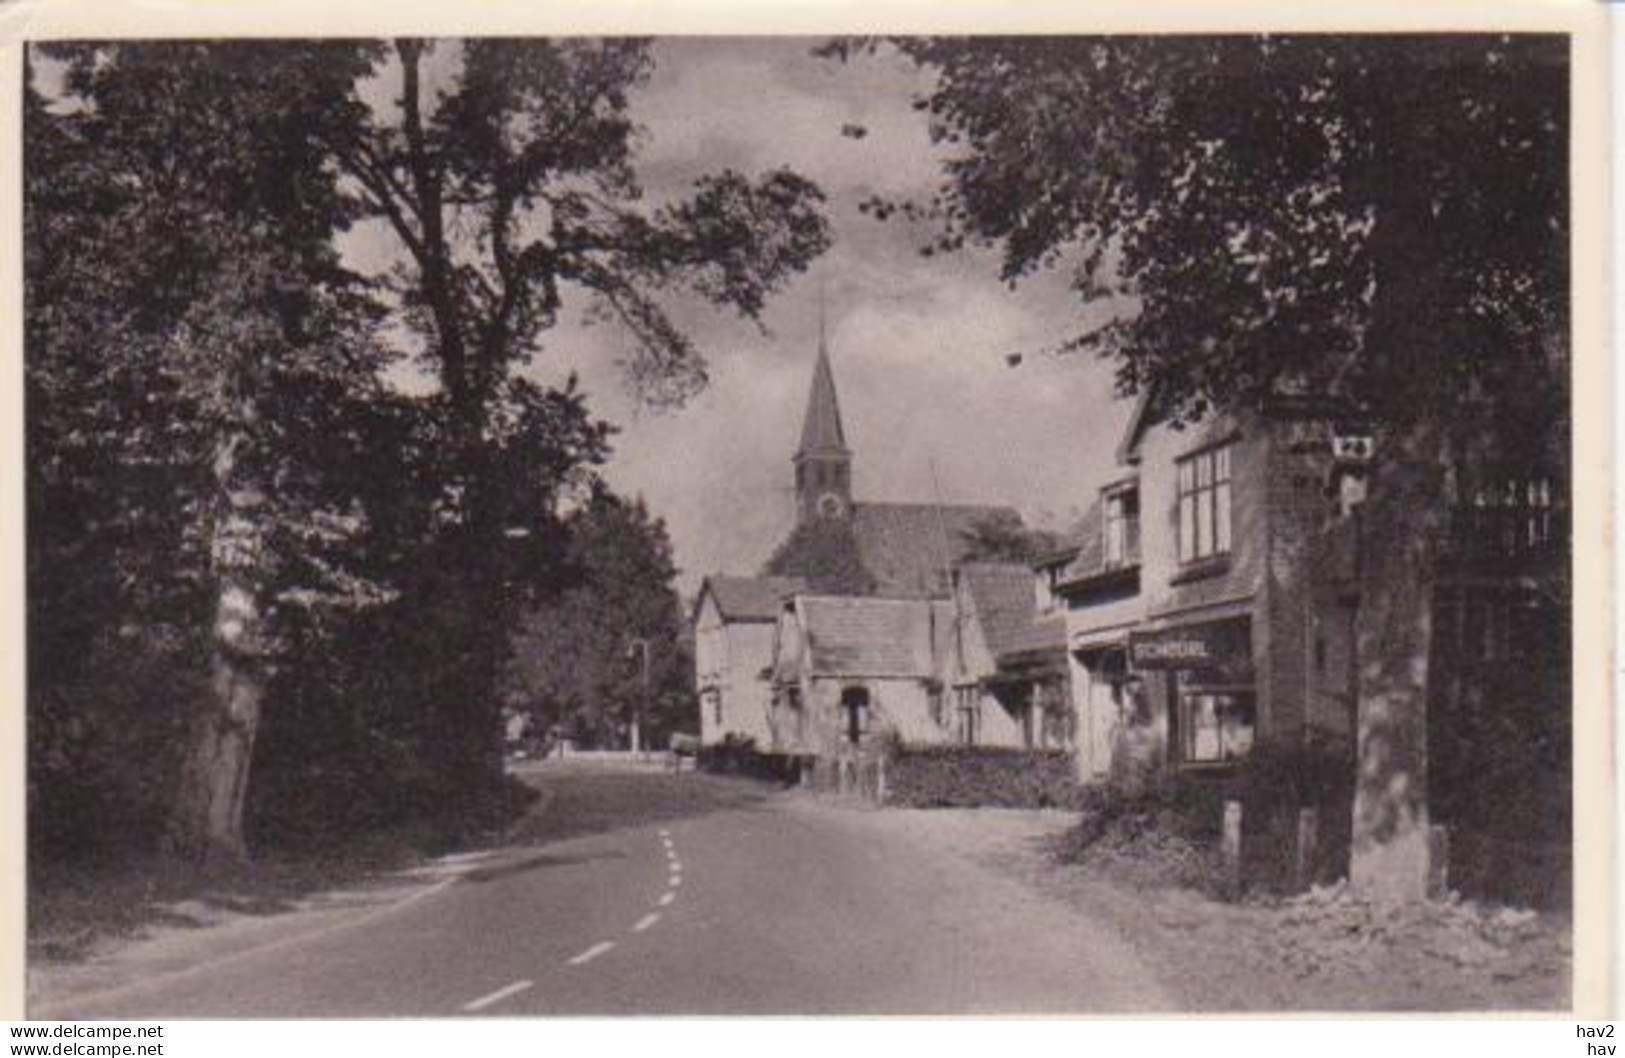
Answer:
[
  {"left": 958, "top": 510, "right": 1065, "bottom": 565},
  {"left": 503, "top": 489, "right": 693, "bottom": 750},
  {"left": 27, "top": 43, "right": 390, "bottom": 864},
  {"left": 833, "top": 35, "right": 1567, "bottom": 897},
  {"left": 307, "top": 38, "right": 832, "bottom": 793},
  {"left": 30, "top": 38, "right": 830, "bottom": 862}
]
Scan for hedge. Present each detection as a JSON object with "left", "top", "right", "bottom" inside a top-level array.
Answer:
[
  {"left": 883, "top": 745, "right": 1082, "bottom": 809},
  {"left": 696, "top": 736, "right": 803, "bottom": 785}
]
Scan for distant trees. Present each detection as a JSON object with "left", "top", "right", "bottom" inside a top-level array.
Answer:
[
  {"left": 503, "top": 489, "right": 694, "bottom": 750},
  {"left": 957, "top": 511, "right": 1066, "bottom": 565},
  {"left": 26, "top": 39, "right": 829, "bottom": 864},
  {"left": 833, "top": 35, "right": 1567, "bottom": 897}
]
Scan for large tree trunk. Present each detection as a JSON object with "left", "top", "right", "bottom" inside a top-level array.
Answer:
[
  {"left": 165, "top": 413, "right": 267, "bottom": 866},
  {"left": 1348, "top": 424, "right": 1449, "bottom": 901}
]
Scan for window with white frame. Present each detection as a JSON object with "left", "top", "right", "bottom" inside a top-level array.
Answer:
[
  {"left": 1103, "top": 485, "right": 1141, "bottom": 568},
  {"left": 1177, "top": 443, "right": 1233, "bottom": 564},
  {"left": 1176, "top": 677, "right": 1255, "bottom": 764}
]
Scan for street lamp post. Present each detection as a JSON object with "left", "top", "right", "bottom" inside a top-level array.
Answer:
[{"left": 626, "top": 637, "right": 651, "bottom": 757}]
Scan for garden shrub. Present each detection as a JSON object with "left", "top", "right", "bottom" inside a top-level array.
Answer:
[{"left": 883, "top": 744, "right": 1082, "bottom": 809}]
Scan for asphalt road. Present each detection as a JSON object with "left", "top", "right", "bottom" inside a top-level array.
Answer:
[{"left": 33, "top": 766, "right": 1168, "bottom": 1017}]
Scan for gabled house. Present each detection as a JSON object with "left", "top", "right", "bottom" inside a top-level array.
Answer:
[
  {"left": 693, "top": 574, "right": 805, "bottom": 747},
  {"left": 766, "top": 593, "right": 956, "bottom": 774},
  {"left": 1051, "top": 393, "right": 1362, "bottom": 884},
  {"left": 700, "top": 327, "right": 1034, "bottom": 768},
  {"left": 1056, "top": 386, "right": 1569, "bottom": 899},
  {"left": 948, "top": 562, "right": 1071, "bottom": 750}
]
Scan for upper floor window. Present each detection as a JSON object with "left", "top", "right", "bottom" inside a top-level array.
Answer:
[
  {"left": 1034, "top": 564, "right": 1064, "bottom": 613},
  {"left": 1177, "top": 443, "right": 1233, "bottom": 564},
  {"left": 1103, "top": 486, "right": 1141, "bottom": 568}
]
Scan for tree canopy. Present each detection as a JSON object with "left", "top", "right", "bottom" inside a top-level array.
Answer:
[
  {"left": 27, "top": 39, "right": 831, "bottom": 861},
  {"left": 503, "top": 489, "right": 694, "bottom": 749},
  {"left": 835, "top": 35, "right": 1567, "bottom": 464}
]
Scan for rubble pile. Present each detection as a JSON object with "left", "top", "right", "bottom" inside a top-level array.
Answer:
[{"left": 1261, "top": 881, "right": 1569, "bottom": 991}]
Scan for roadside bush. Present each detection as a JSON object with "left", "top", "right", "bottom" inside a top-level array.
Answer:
[
  {"left": 1051, "top": 783, "right": 1230, "bottom": 894},
  {"left": 1055, "top": 740, "right": 1356, "bottom": 896},
  {"left": 696, "top": 735, "right": 801, "bottom": 785},
  {"left": 883, "top": 744, "right": 1082, "bottom": 809}
]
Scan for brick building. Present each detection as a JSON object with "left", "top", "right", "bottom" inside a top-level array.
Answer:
[{"left": 1056, "top": 390, "right": 1569, "bottom": 899}]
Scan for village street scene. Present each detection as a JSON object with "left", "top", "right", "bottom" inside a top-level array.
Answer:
[{"left": 24, "top": 35, "right": 1573, "bottom": 1017}]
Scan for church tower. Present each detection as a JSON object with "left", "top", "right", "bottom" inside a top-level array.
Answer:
[{"left": 793, "top": 336, "right": 852, "bottom": 524}]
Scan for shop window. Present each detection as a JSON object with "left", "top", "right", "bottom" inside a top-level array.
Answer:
[
  {"left": 1177, "top": 443, "right": 1233, "bottom": 564},
  {"left": 1177, "top": 682, "right": 1255, "bottom": 764},
  {"left": 1103, "top": 485, "right": 1141, "bottom": 568}
]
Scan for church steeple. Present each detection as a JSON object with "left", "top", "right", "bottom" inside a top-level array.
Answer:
[{"left": 793, "top": 331, "right": 852, "bottom": 523}]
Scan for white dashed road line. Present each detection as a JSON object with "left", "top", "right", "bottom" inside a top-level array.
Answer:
[
  {"left": 567, "top": 941, "right": 616, "bottom": 966},
  {"left": 462, "top": 979, "right": 533, "bottom": 1012},
  {"left": 634, "top": 912, "right": 661, "bottom": 932},
  {"left": 658, "top": 892, "right": 676, "bottom": 907}
]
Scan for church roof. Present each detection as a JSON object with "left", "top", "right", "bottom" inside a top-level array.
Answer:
[
  {"left": 796, "top": 345, "right": 848, "bottom": 456},
  {"left": 851, "top": 502, "right": 1020, "bottom": 598},
  {"left": 698, "top": 575, "right": 806, "bottom": 623}
]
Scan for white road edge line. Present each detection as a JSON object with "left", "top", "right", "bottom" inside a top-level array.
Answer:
[
  {"left": 634, "top": 912, "right": 661, "bottom": 932},
  {"left": 462, "top": 979, "right": 534, "bottom": 1012},
  {"left": 567, "top": 940, "right": 616, "bottom": 966},
  {"left": 658, "top": 892, "right": 676, "bottom": 907}
]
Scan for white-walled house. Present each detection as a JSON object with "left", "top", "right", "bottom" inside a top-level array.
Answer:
[
  {"left": 693, "top": 575, "right": 805, "bottom": 747},
  {"left": 766, "top": 593, "right": 957, "bottom": 762}
]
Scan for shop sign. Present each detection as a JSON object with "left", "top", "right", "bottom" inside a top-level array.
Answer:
[{"left": 1129, "top": 620, "right": 1250, "bottom": 672}]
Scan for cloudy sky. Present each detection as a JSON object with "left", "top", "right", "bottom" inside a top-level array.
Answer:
[
  {"left": 370, "top": 38, "right": 1135, "bottom": 593},
  {"left": 531, "top": 37, "right": 1134, "bottom": 593}
]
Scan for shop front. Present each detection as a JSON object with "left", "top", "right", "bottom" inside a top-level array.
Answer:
[{"left": 1127, "top": 617, "right": 1255, "bottom": 773}]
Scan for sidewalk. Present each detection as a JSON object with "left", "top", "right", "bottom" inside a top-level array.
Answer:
[{"left": 847, "top": 804, "right": 1572, "bottom": 1013}]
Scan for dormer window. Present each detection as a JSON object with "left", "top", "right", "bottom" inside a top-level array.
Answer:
[{"left": 1103, "top": 485, "right": 1141, "bottom": 569}]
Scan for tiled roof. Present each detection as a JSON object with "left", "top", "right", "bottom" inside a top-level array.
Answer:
[
  {"left": 958, "top": 562, "right": 1039, "bottom": 657},
  {"left": 1057, "top": 498, "right": 1106, "bottom": 585},
  {"left": 702, "top": 575, "right": 806, "bottom": 622},
  {"left": 852, "top": 502, "right": 1020, "bottom": 598},
  {"left": 800, "top": 595, "right": 947, "bottom": 677},
  {"left": 996, "top": 614, "right": 1067, "bottom": 661}
]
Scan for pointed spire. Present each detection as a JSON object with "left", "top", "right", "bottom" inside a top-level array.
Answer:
[{"left": 798, "top": 334, "right": 847, "bottom": 455}]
